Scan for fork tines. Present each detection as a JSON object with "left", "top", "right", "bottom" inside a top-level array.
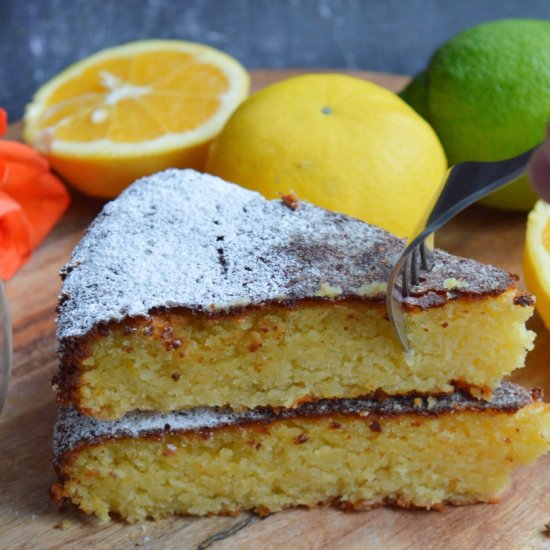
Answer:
[{"left": 401, "top": 240, "right": 433, "bottom": 298}]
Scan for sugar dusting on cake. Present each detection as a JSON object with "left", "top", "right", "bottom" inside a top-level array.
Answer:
[
  {"left": 56, "top": 169, "right": 516, "bottom": 340},
  {"left": 53, "top": 405, "right": 266, "bottom": 462},
  {"left": 53, "top": 382, "right": 536, "bottom": 461}
]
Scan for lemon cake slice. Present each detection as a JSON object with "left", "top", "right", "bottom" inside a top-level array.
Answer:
[
  {"left": 51, "top": 382, "right": 550, "bottom": 522},
  {"left": 54, "top": 169, "right": 535, "bottom": 419}
]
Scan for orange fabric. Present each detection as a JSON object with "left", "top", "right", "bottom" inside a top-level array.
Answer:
[{"left": 0, "top": 108, "right": 70, "bottom": 279}]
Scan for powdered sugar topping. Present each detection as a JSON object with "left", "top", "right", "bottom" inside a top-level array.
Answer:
[{"left": 56, "top": 169, "right": 515, "bottom": 340}]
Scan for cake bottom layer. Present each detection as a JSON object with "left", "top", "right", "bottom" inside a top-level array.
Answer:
[{"left": 52, "top": 384, "right": 550, "bottom": 522}]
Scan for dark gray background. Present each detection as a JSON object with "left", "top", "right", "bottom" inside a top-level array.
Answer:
[{"left": 2, "top": 0, "right": 549, "bottom": 120}]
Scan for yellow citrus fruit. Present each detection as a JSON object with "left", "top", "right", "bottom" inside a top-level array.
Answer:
[
  {"left": 205, "top": 73, "right": 447, "bottom": 238},
  {"left": 523, "top": 200, "right": 550, "bottom": 329},
  {"left": 23, "top": 40, "right": 249, "bottom": 198}
]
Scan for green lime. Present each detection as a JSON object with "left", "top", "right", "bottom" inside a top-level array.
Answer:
[{"left": 400, "top": 19, "right": 550, "bottom": 210}]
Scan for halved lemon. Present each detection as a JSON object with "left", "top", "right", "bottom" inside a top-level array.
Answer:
[
  {"left": 523, "top": 199, "right": 550, "bottom": 329},
  {"left": 23, "top": 40, "right": 250, "bottom": 198}
]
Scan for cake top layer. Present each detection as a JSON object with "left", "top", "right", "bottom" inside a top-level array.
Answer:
[
  {"left": 57, "top": 169, "right": 516, "bottom": 339},
  {"left": 53, "top": 382, "right": 539, "bottom": 461}
]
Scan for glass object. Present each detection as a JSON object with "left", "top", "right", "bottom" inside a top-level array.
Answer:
[{"left": 0, "top": 279, "right": 12, "bottom": 414}]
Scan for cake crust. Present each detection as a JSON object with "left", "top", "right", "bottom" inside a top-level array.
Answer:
[{"left": 56, "top": 169, "right": 517, "bottom": 343}]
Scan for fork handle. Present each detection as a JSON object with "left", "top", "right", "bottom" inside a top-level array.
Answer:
[{"left": 424, "top": 145, "right": 537, "bottom": 234}]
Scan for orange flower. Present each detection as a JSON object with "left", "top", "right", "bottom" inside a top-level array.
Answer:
[{"left": 0, "top": 108, "right": 70, "bottom": 279}]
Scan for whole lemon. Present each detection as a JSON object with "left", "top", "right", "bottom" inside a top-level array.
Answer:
[
  {"left": 401, "top": 19, "right": 550, "bottom": 211},
  {"left": 206, "top": 74, "right": 447, "bottom": 238}
]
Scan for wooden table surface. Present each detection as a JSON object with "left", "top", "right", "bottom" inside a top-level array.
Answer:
[{"left": 0, "top": 70, "right": 549, "bottom": 550}]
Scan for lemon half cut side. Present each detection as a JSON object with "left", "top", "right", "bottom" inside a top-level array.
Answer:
[{"left": 23, "top": 40, "right": 250, "bottom": 198}]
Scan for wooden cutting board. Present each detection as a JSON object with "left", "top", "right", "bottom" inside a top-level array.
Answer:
[{"left": 0, "top": 70, "right": 549, "bottom": 550}]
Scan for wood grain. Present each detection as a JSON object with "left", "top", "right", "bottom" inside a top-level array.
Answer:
[{"left": 0, "top": 70, "right": 549, "bottom": 550}]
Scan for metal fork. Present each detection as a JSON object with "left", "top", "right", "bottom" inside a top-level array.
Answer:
[{"left": 386, "top": 145, "right": 537, "bottom": 352}]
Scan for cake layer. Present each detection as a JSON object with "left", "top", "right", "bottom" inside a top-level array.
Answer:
[
  {"left": 56, "top": 290, "right": 534, "bottom": 419},
  {"left": 52, "top": 383, "right": 550, "bottom": 522},
  {"left": 54, "top": 169, "right": 534, "bottom": 417}
]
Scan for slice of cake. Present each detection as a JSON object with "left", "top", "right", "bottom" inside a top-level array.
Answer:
[
  {"left": 51, "top": 382, "right": 550, "bottom": 522},
  {"left": 54, "top": 170, "right": 535, "bottom": 419}
]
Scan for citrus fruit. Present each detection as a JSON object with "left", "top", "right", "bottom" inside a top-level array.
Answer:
[
  {"left": 206, "top": 73, "right": 447, "bottom": 238},
  {"left": 23, "top": 40, "right": 249, "bottom": 198},
  {"left": 400, "top": 19, "right": 550, "bottom": 211},
  {"left": 523, "top": 199, "right": 550, "bottom": 329}
]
